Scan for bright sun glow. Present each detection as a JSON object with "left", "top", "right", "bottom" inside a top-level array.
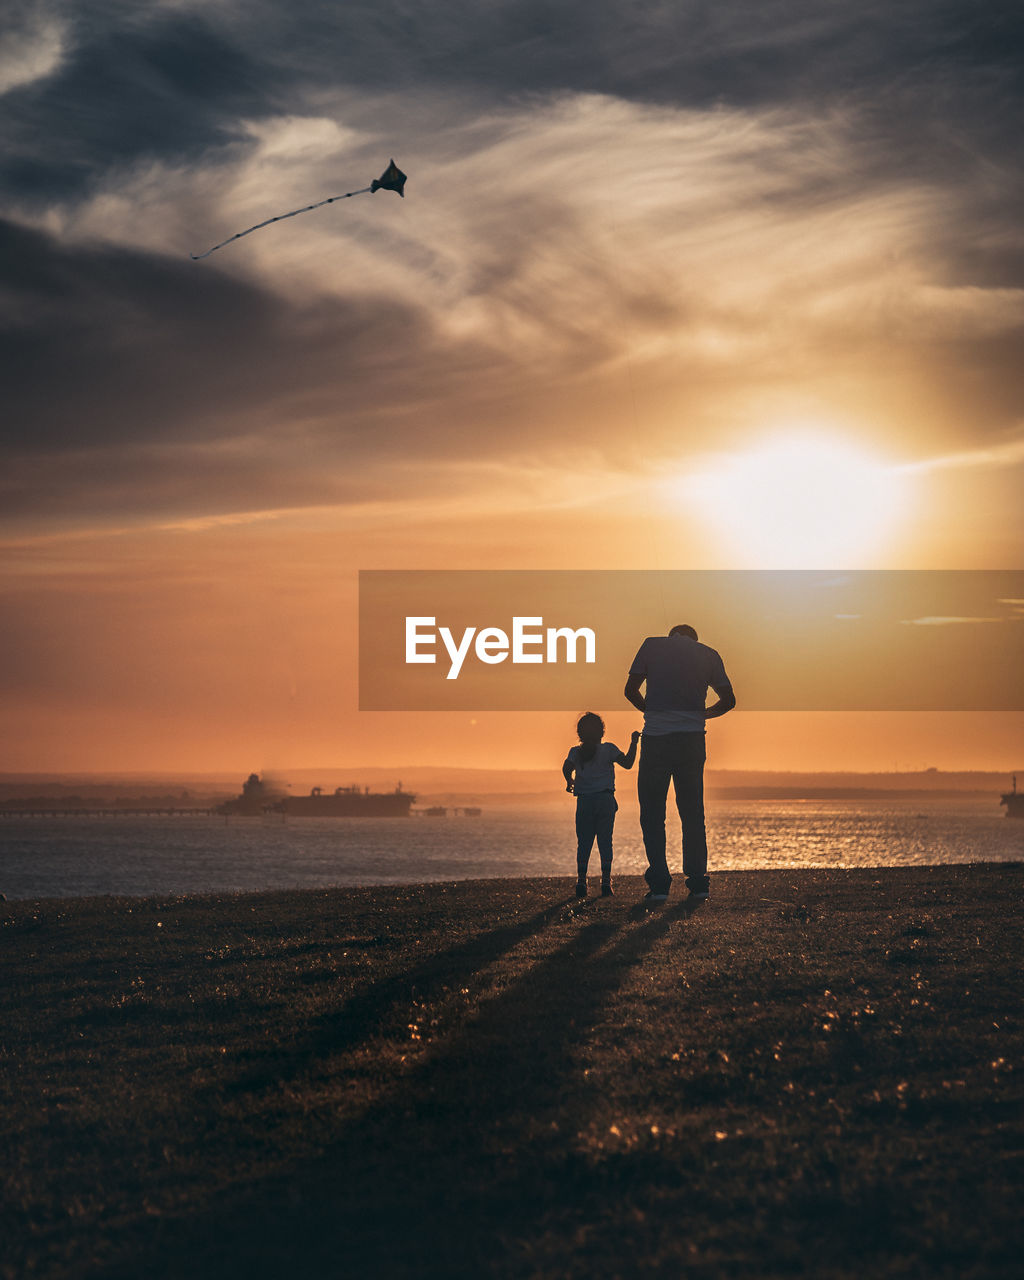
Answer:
[{"left": 675, "top": 434, "right": 912, "bottom": 567}]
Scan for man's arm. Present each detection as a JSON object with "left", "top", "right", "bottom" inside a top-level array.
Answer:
[
  {"left": 625, "top": 640, "right": 648, "bottom": 713},
  {"left": 704, "top": 681, "right": 736, "bottom": 719},
  {"left": 624, "top": 673, "right": 646, "bottom": 713}
]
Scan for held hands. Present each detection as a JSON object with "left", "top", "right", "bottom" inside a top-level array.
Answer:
[{"left": 630, "top": 730, "right": 641, "bottom": 742}]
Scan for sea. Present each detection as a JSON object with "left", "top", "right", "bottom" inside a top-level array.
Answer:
[{"left": 1, "top": 795, "right": 1020, "bottom": 900}]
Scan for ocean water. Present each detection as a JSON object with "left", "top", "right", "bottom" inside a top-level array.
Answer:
[{"left": 0, "top": 796, "right": 1020, "bottom": 900}]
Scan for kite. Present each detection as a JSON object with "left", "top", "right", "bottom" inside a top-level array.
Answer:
[{"left": 190, "top": 159, "right": 407, "bottom": 261}]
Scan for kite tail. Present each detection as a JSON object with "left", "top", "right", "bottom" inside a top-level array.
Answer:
[{"left": 190, "top": 186, "right": 374, "bottom": 260}]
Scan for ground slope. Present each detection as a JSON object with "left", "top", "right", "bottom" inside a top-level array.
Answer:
[{"left": 3, "top": 866, "right": 1022, "bottom": 1278}]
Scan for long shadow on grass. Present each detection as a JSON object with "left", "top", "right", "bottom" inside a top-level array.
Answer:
[
  {"left": 212, "top": 895, "right": 580, "bottom": 1098},
  {"left": 99, "top": 902, "right": 688, "bottom": 1279}
]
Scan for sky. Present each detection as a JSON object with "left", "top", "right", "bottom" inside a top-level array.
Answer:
[{"left": 1, "top": 0, "right": 1022, "bottom": 774}]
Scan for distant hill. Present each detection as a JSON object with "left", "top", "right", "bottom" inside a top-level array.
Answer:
[{"left": 0, "top": 766, "right": 1017, "bottom": 806}]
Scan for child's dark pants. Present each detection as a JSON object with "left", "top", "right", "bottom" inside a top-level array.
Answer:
[{"left": 575, "top": 791, "right": 617, "bottom": 878}]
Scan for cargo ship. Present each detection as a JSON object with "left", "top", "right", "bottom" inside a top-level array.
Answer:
[
  {"left": 281, "top": 783, "right": 416, "bottom": 817},
  {"left": 219, "top": 774, "right": 416, "bottom": 817},
  {"left": 1001, "top": 776, "right": 1023, "bottom": 819},
  {"left": 217, "top": 773, "right": 283, "bottom": 815}
]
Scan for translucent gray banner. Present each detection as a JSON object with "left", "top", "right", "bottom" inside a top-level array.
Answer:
[{"left": 358, "top": 570, "right": 1024, "bottom": 710}]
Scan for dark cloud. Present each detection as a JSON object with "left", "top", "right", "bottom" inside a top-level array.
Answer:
[
  {"left": 4, "top": 2, "right": 1024, "bottom": 203},
  {"left": 2, "top": 7, "right": 279, "bottom": 202},
  {"left": 0, "top": 216, "right": 440, "bottom": 451},
  {"left": 239, "top": 1, "right": 1024, "bottom": 110},
  {"left": 2, "top": 1, "right": 1023, "bottom": 530},
  {"left": 0, "top": 216, "right": 596, "bottom": 524}
]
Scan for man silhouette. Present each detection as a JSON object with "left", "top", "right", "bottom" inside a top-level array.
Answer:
[{"left": 624, "top": 624, "right": 735, "bottom": 904}]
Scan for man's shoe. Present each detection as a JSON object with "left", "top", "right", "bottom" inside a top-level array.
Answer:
[
  {"left": 575, "top": 879, "right": 587, "bottom": 900},
  {"left": 688, "top": 890, "right": 709, "bottom": 904},
  {"left": 642, "top": 891, "right": 669, "bottom": 906},
  {"left": 601, "top": 881, "right": 613, "bottom": 897}
]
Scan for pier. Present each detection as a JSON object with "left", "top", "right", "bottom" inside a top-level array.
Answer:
[{"left": 0, "top": 807, "right": 216, "bottom": 818}]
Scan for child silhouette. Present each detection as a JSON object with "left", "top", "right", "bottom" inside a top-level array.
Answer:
[{"left": 562, "top": 713, "right": 639, "bottom": 899}]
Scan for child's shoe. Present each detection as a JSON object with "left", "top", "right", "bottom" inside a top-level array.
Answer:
[
  {"left": 575, "top": 877, "right": 587, "bottom": 900},
  {"left": 601, "top": 879, "right": 613, "bottom": 897}
]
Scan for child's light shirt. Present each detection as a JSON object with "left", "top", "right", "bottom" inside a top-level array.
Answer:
[{"left": 565, "top": 743, "right": 627, "bottom": 795}]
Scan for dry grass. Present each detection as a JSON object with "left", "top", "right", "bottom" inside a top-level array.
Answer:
[{"left": 3, "top": 864, "right": 1022, "bottom": 1278}]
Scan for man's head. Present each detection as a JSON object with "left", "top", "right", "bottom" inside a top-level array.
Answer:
[{"left": 669, "top": 624, "right": 698, "bottom": 641}]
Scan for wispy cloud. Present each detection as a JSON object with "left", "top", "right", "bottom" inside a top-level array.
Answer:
[
  {"left": 900, "top": 434, "right": 1024, "bottom": 474},
  {"left": 0, "top": 6, "right": 66, "bottom": 95},
  {"left": 901, "top": 616, "right": 1005, "bottom": 625},
  {"left": 2, "top": 2, "right": 1024, "bottom": 539}
]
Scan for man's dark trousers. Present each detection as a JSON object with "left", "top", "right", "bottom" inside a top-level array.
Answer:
[{"left": 638, "top": 731, "right": 709, "bottom": 895}]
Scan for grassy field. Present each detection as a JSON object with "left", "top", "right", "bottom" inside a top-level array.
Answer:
[{"left": 3, "top": 865, "right": 1022, "bottom": 1278}]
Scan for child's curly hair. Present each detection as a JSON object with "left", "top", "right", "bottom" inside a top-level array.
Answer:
[{"left": 576, "top": 712, "right": 605, "bottom": 763}]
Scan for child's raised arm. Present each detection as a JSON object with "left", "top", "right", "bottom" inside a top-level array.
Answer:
[{"left": 615, "top": 730, "right": 641, "bottom": 770}]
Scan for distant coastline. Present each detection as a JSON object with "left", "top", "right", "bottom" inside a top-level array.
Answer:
[{"left": 0, "top": 766, "right": 1018, "bottom": 811}]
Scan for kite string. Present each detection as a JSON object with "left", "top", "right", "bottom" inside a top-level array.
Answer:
[{"left": 190, "top": 186, "right": 373, "bottom": 260}]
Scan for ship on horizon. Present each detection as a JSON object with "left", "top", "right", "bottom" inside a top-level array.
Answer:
[
  {"left": 1001, "top": 775, "right": 1023, "bottom": 819},
  {"left": 218, "top": 773, "right": 416, "bottom": 817}
]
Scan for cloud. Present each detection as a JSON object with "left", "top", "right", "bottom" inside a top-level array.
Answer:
[
  {"left": 901, "top": 616, "right": 1005, "bottom": 625},
  {"left": 4, "top": 84, "right": 1024, "bottom": 529},
  {"left": 2, "top": 3, "right": 1024, "bottom": 536},
  {"left": 0, "top": 209, "right": 488, "bottom": 448},
  {"left": 5, "top": 2, "right": 1024, "bottom": 202},
  {"left": 900, "top": 434, "right": 1024, "bottom": 473},
  {"left": 0, "top": 4, "right": 66, "bottom": 95},
  {"left": 1, "top": 7, "right": 280, "bottom": 202}
]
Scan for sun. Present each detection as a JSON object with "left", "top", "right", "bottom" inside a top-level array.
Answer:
[{"left": 673, "top": 433, "right": 912, "bottom": 567}]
